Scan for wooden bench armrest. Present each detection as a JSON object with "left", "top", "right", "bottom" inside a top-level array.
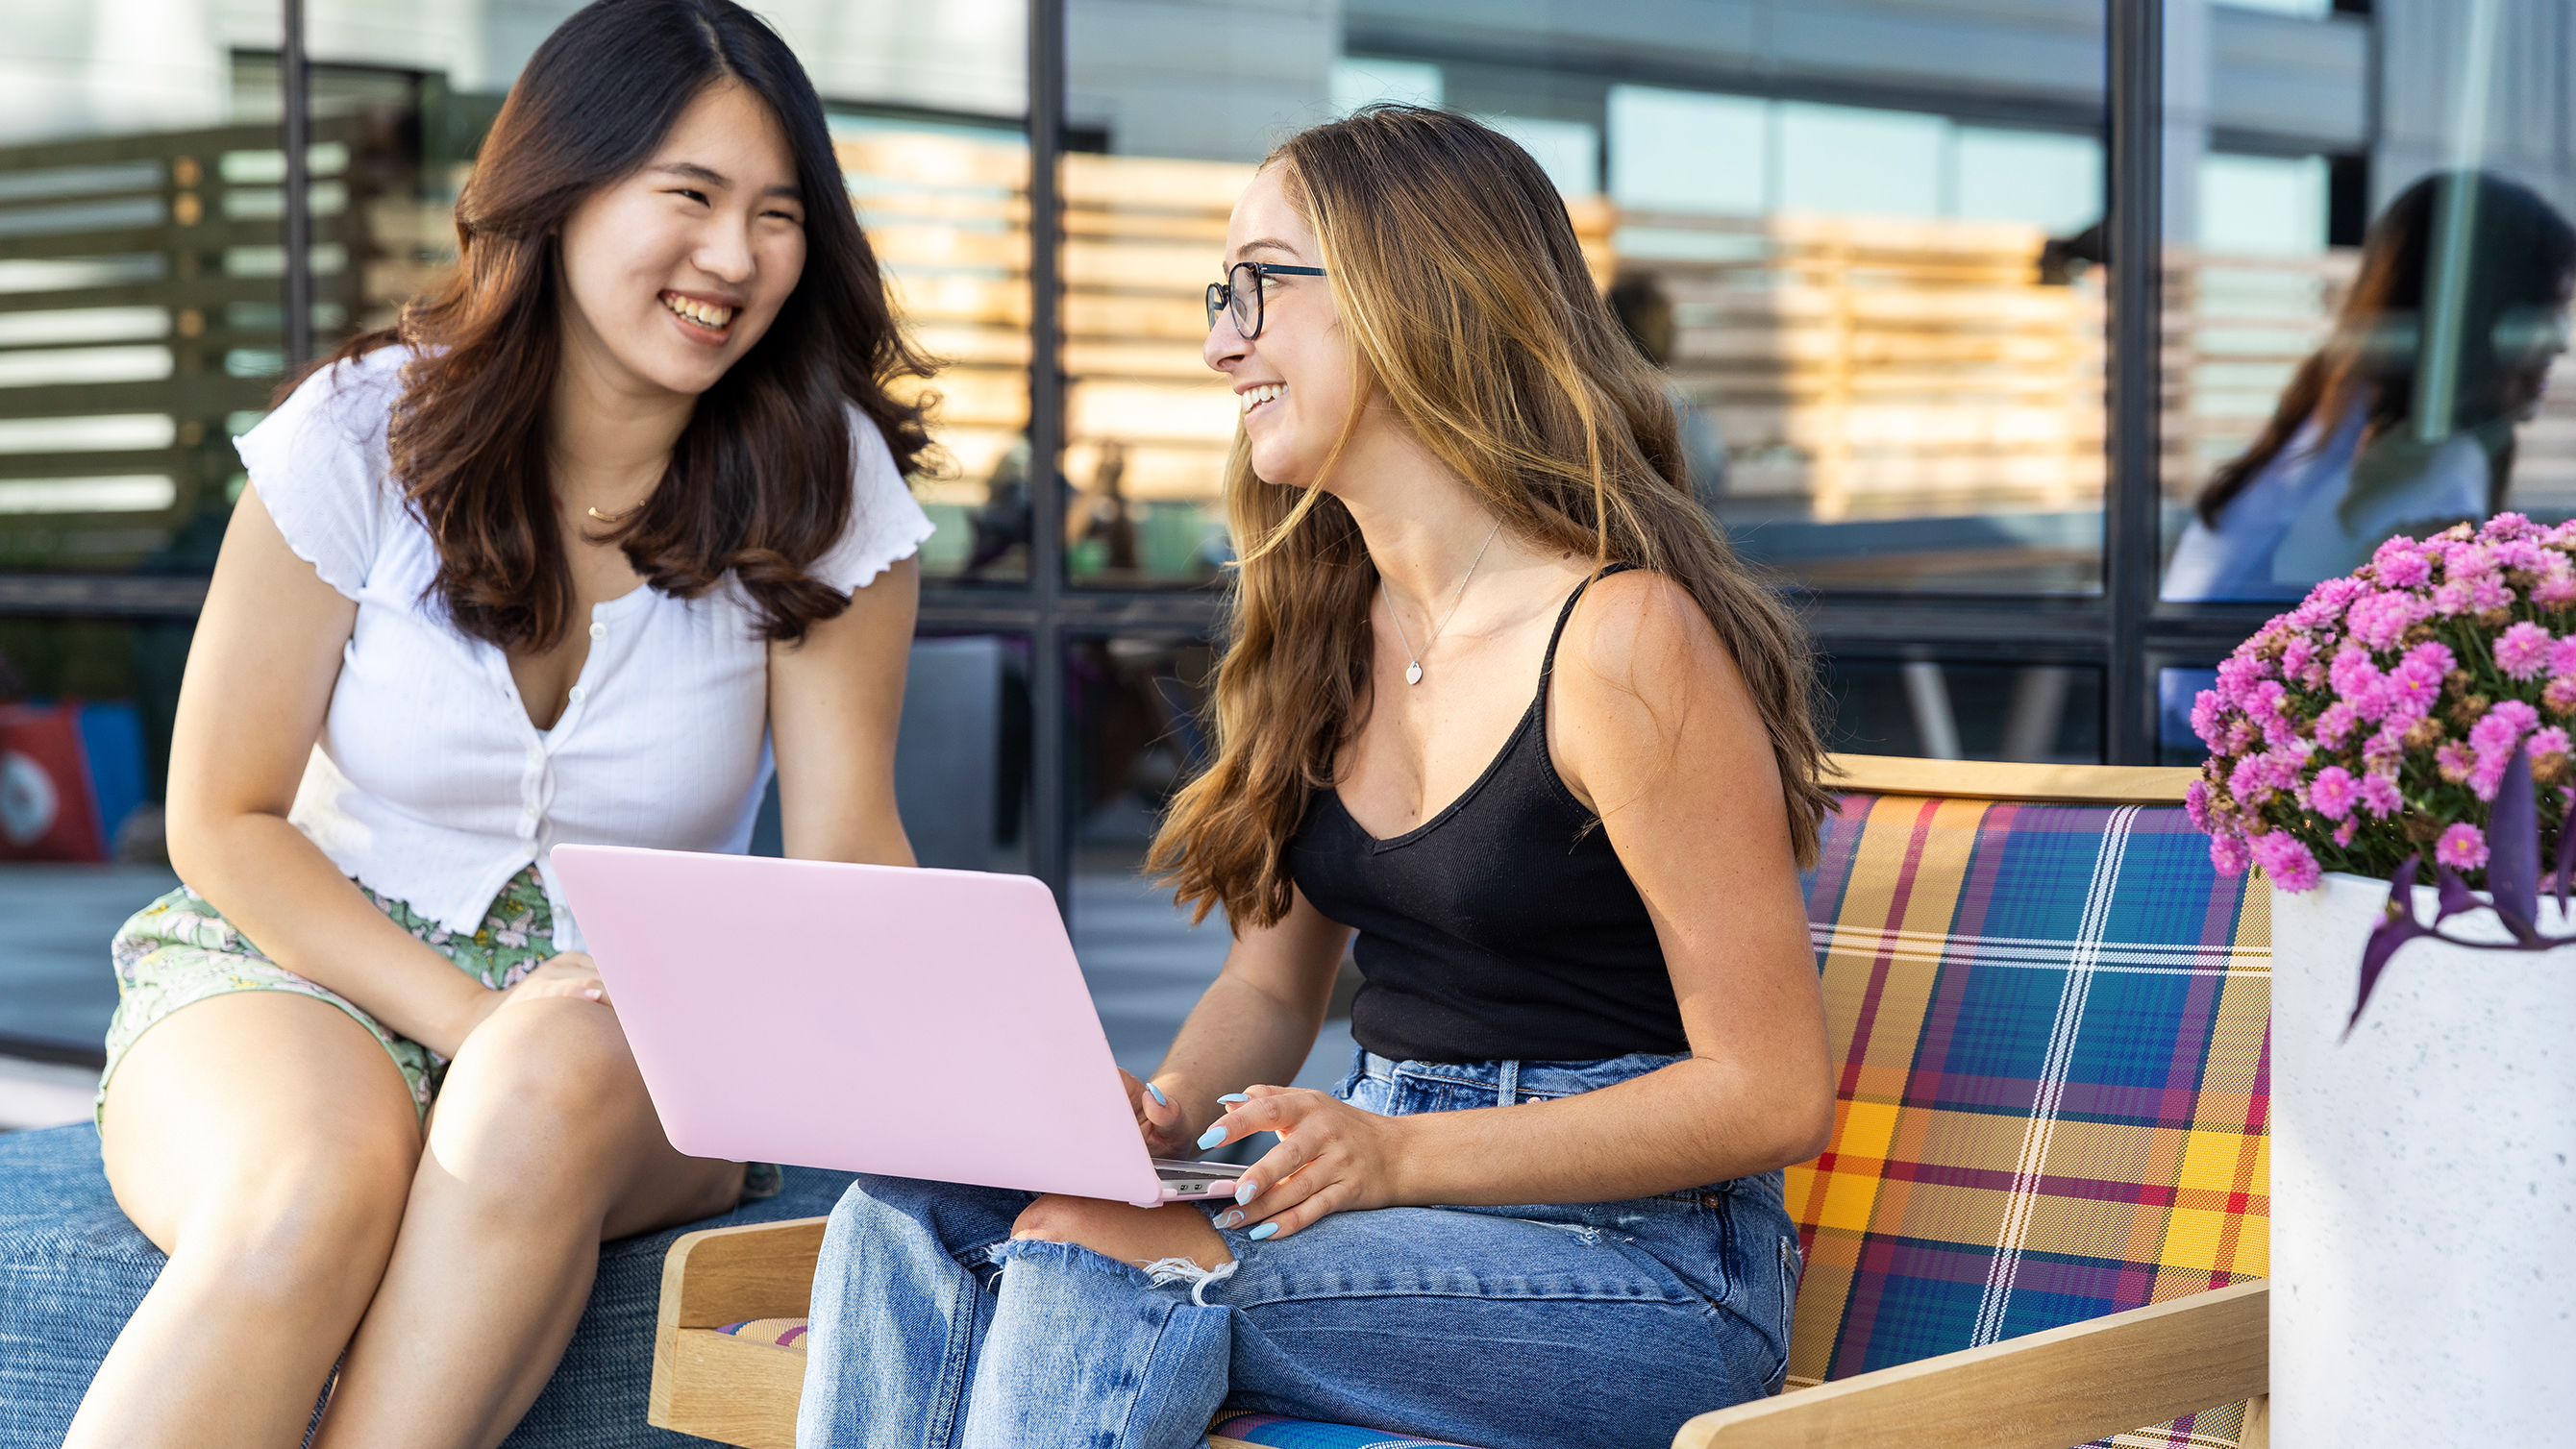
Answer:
[
  {"left": 1672, "top": 1280, "right": 2267, "bottom": 1449},
  {"left": 650, "top": 1217, "right": 829, "bottom": 1436}
]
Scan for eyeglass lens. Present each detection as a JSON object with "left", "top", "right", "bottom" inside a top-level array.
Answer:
[{"left": 1205, "top": 263, "right": 1263, "bottom": 338}]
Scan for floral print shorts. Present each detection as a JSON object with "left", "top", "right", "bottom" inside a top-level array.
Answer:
[{"left": 98, "top": 867, "right": 560, "bottom": 1127}]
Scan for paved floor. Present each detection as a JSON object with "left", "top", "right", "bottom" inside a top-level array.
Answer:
[{"left": 0, "top": 865, "right": 1353, "bottom": 1129}]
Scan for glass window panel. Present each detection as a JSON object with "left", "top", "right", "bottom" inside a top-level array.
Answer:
[
  {"left": 2160, "top": 2, "right": 2576, "bottom": 604},
  {"left": 1071, "top": 2, "right": 2115, "bottom": 595},
  {"left": 1821, "top": 658, "right": 2104, "bottom": 764}
]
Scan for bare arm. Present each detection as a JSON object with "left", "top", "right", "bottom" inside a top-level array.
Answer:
[
  {"left": 1128, "top": 887, "right": 1350, "bottom": 1157},
  {"left": 1209, "top": 570, "right": 1835, "bottom": 1230},
  {"left": 163, "top": 485, "right": 510, "bottom": 1058},
  {"left": 768, "top": 555, "right": 919, "bottom": 866}
]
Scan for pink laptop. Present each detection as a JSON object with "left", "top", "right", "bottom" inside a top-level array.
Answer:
[{"left": 550, "top": 845, "right": 1239, "bottom": 1208}]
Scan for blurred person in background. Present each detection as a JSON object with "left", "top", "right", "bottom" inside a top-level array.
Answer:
[
  {"left": 2165, "top": 170, "right": 2576, "bottom": 601},
  {"left": 64, "top": 1, "right": 933, "bottom": 1443},
  {"left": 1609, "top": 271, "right": 1730, "bottom": 517}
]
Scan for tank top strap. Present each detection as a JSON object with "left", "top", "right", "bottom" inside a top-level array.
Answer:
[{"left": 1538, "top": 561, "right": 1641, "bottom": 691}]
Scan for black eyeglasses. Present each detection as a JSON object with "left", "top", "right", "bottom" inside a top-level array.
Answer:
[{"left": 1205, "top": 261, "right": 1325, "bottom": 340}]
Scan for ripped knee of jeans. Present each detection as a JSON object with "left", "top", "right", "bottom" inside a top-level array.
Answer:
[
  {"left": 980, "top": 1238, "right": 1239, "bottom": 1307},
  {"left": 1138, "top": 1255, "right": 1238, "bottom": 1308}
]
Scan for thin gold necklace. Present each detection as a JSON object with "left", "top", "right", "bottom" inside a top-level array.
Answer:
[{"left": 1379, "top": 519, "right": 1504, "bottom": 686}]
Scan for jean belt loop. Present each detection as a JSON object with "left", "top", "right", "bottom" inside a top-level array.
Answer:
[{"left": 1495, "top": 1058, "right": 1521, "bottom": 1108}]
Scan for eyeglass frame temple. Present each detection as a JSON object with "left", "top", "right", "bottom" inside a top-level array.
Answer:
[{"left": 1205, "top": 262, "right": 1328, "bottom": 338}]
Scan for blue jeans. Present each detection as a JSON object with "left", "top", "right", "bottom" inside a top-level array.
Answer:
[{"left": 798, "top": 1049, "right": 1799, "bottom": 1449}]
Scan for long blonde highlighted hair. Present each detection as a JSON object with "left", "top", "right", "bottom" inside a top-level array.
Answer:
[{"left": 1149, "top": 106, "right": 1829, "bottom": 931}]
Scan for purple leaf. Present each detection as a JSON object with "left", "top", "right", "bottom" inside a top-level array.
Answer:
[
  {"left": 2488, "top": 744, "right": 2540, "bottom": 942},
  {"left": 2350, "top": 855, "right": 2429, "bottom": 1037},
  {"left": 2432, "top": 861, "right": 2480, "bottom": 925}
]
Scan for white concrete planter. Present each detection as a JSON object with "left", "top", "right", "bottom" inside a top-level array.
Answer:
[{"left": 2268, "top": 872, "right": 2576, "bottom": 1446}]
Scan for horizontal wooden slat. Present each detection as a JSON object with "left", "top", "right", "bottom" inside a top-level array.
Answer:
[
  {"left": 1825, "top": 753, "right": 2196, "bottom": 805},
  {"left": 1672, "top": 1281, "right": 2266, "bottom": 1449}
]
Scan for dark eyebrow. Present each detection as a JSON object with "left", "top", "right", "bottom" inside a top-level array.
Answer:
[
  {"left": 1232, "top": 236, "right": 1302, "bottom": 263},
  {"left": 651, "top": 160, "right": 803, "bottom": 203}
]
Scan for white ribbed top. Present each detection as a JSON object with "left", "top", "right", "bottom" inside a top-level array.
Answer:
[{"left": 238, "top": 346, "right": 932, "bottom": 949}]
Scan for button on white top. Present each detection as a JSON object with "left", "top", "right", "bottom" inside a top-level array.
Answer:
[
  {"left": 523, "top": 803, "right": 539, "bottom": 819},
  {"left": 589, "top": 622, "right": 607, "bottom": 641},
  {"left": 567, "top": 685, "right": 586, "bottom": 703}
]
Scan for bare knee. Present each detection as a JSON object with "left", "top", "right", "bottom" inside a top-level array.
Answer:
[
  {"left": 170, "top": 1134, "right": 415, "bottom": 1307},
  {"left": 430, "top": 998, "right": 652, "bottom": 1194},
  {"left": 1010, "top": 1193, "right": 1231, "bottom": 1270}
]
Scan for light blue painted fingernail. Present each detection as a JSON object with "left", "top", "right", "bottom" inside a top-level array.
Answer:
[
  {"left": 1234, "top": 1179, "right": 1261, "bottom": 1205},
  {"left": 1215, "top": 1210, "right": 1244, "bottom": 1229},
  {"left": 1218, "top": 1093, "right": 1251, "bottom": 1104},
  {"left": 1196, "top": 1123, "right": 1227, "bottom": 1149},
  {"left": 1248, "top": 1222, "right": 1278, "bottom": 1240},
  {"left": 1146, "top": 1082, "right": 1167, "bottom": 1106}
]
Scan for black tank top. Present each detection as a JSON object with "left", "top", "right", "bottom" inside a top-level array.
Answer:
[{"left": 1287, "top": 565, "right": 1686, "bottom": 1063}]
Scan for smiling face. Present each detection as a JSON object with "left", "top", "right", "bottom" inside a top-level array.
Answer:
[
  {"left": 1204, "top": 164, "right": 1360, "bottom": 490},
  {"left": 554, "top": 82, "right": 807, "bottom": 400}
]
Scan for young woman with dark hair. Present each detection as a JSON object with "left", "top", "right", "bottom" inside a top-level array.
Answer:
[
  {"left": 67, "top": 2, "right": 933, "bottom": 1443},
  {"left": 796, "top": 106, "right": 1835, "bottom": 1449},
  {"left": 2165, "top": 170, "right": 2576, "bottom": 601}
]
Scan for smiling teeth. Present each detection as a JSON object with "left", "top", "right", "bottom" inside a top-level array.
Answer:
[
  {"left": 1240, "top": 383, "right": 1284, "bottom": 412},
  {"left": 662, "top": 293, "right": 734, "bottom": 329}
]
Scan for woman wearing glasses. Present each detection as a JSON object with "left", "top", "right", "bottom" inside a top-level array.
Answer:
[{"left": 799, "top": 106, "right": 1835, "bottom": 1449}]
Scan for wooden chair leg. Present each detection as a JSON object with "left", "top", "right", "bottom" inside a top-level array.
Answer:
[{"left": 2241, "top": 1394, "right": 2269, "bottom": 1449}]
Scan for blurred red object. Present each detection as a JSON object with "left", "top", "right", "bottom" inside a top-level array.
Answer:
[{"left": 0, "top": 702, "right": 104, "bottom": 862}]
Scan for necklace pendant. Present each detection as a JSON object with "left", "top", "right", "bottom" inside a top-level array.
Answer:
[{"left": 1405, "top": 661, "right": 1424, "bottom": 686}]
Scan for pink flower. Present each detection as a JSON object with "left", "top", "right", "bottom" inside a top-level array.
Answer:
[
  {"left": 2210, "top": 833, "right": 2252, "bottom": 877},
  {"left": 2472, "top": 576, "right": 2515, "bottom": 612},
  {"left": 2282, "top": 635, "right": 2316, "bottom": 678},
  {"left": 2446, "top": 543, "right": 2499, "bottom": 578},
  {"left": 2433, "top": 580, "right": 2478, "bottom": 616},
  {"left": 2191, "top": 689, "right": 2226, "bottom": 749},
  {"left": 2478, "top": 699, "right": 2541, "bottom": 751},
  {"left": 2384, "top": 660, "right": 2442, "bottom": 720},
  {"left": 2495, "top": 537, "right": 2547, "bottom": 571},
  {"left": 2538, "top": 570, "right": 2576, "bottom": 607},
  {"left": 2216, "top": 652, "right": 2275, "bottom": 704},
  {"left": 2360, "top": 771, "right": 2405, "bottom": 817},
  {"left": 2349, "top": 589, "right": 2430, "bottom": 647},
  {"left": 2185, "top": 778, "right": 2212, "bottom": 832},
  {"left": 2549, "top": 676, "right": 2576, "bottom": 715},
  {"left": 2436, "top": 822, "right": 2489, "bottom": 872},
  {"left": 2228, "top": 753, "right": 2275, "bottom": 804},
  {"left": 2534, "top": 725, "right": 2571, "bottom": 758},
  {"left": 2334, "top": 819, "right": 2357, "bottom": 847},
  {"left": 2471, "top": 754, "right": 2513, "bottom": 800},
  {"left": 2308, "top": 765, "right": 2359, "bottom": 821},
  {"left": 2438, "top": 742, "right": 2476, "bottom": 782},
  {"left": 2314, "top": 700, "right": 2360, "bottom": 748},
  {"left": 2252, "top": 830, "right": 2322, "bottom": 892},
  {"left": 2495, "top": 623, "right": 2555, "bottom": 679},
  {"left": 2550, "top": 638, "right": 2576, "bottom": 679},
  {"left": 2364, "top": 723, "right": 2410, "bottom": 763},
  {"left": 2403, "top": 640, "right": 2458, "bottom": 676},
  {"left": 2329, "top": 647, "right": 2381, "bottom": 696},
  {"left": 2486, "top": 512, "right": 2537, "bottom": 541},
  {"left": 2374, "top": 547, "right": 2433, "bottom": 590}
]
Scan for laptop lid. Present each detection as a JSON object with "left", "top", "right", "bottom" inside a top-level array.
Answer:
[{"left": 551, "top": 845, "right": 1167, "bottom": 1206}]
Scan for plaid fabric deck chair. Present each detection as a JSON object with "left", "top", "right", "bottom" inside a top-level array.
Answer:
[{"left": 646, "top": 756, "right": 2272, "bottom": 1449}]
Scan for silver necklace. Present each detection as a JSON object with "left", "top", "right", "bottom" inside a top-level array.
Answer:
[{"left": 1378, "top": 519, "right": 1504, "bottom": 686}]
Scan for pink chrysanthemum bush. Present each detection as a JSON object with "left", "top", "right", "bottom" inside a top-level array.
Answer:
[{"left": 2190, "top": 513, "right": 2576, "bottom": 894}]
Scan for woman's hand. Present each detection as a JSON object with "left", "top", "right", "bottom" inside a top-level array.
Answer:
[
  {"left": 1121, "top": 1068, "right": 1201, "bottom": 1161},
  {"left": 1194, "top": 1084, "right": 1404, "bottom": 1240},
  {"left": 458, "top": 951, "right": 611, "bottom": 1045}
]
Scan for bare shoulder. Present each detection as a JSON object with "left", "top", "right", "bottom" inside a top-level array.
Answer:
[{"left": 1555, "top": 567, "right": 1742, "bottom": 704}]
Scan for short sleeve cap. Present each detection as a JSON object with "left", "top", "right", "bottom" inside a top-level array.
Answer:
[
  {"left": 809, "top": 406, "right": 936, "bottom": 594},
  {"left": 233, "top": 348, "right": 406, "bottom": 602}
]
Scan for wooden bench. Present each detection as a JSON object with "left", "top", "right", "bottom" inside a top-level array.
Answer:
[{"left": 648, "top": 754, "right": 2271, "bottom": 1448}]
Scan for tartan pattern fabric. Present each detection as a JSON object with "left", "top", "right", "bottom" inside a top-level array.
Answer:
[{"left": 1789, "top": 792, "right": 2270, "bottom": 1449}]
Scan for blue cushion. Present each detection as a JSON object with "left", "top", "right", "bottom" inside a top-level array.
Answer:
[{"left": 0, "top": 1123, "right": 852, "bottom": 1448}]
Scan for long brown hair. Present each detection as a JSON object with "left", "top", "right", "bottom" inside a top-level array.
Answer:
[
  {"left": 2197, "top": 170, "right": 2574, "bottom": 528},
  {"left": 307, "top": 0, "right": 935, "bottom": 648},
  {"left": 1148, "top": 106, "right": 1830, "bottom": 932}
]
